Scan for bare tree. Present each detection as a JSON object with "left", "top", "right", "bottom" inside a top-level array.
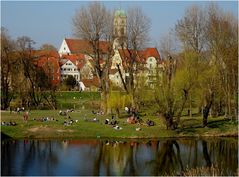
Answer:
[
  {"left": 117, "top": 7, "right": 151, "bottom": 108},
  {"left": 175, "top": 5, "right": 206, "bottom": 53},
  {"left": 40, "top": 43, "right": 57, "bottom": 51},
  {"left": 16, "top": 36, "right": 43, "bottom": 108},
  {"left": 205, "top": 3, "right": 238, "bottom": 120},
  {"left": 72, "top": 2, "right": 114, "bottom": 113},
  {"left": 159, "top": 31, "right": 179, "bottom": 59},
  {"left": 127, "top": 7, "right": 151, "bottom": 50}
]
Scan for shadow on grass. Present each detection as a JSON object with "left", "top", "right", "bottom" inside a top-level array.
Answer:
[
  {"left": 177, "top": 125, "right": 203, "bottom": 134},
  {"left": 207, "top": 119, "right": 230, "bottom": 129},
  {"left": 177, "top": 119, "right": 203, "bottom": 134}
]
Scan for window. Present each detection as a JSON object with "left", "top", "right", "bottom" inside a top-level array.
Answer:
[
  {"left": 64, "top": 68, "right": 66, "bottom": 71},
  {"left": 74, "top": 69, "right": 76, "bottom": 71},
  {"left": 149, "top": 58, "right": 152, "bottom": 62}
]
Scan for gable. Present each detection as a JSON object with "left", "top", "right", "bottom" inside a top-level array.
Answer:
[
  {"left": 58, "top": 39, "right": 71, "bottom": 56},
  {"left": 61, "top": 60, "right": 77, "bottom": 68}
]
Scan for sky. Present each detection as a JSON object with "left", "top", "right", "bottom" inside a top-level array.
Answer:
[{"left": 1, "top": 1, "right": 238, "bottom": 49}]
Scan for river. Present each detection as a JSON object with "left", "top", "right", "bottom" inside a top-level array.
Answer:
[{"left": 1, "top": 137, "right": 238, "bottom": 176}]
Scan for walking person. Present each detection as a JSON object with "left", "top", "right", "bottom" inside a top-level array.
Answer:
[{"left": 23, "top": 111, "right": 29, "bottom": 122}]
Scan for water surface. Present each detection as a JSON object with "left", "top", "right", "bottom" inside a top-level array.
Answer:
[{"left": 1, "top": 138, "right": 238, "bottom": 176}]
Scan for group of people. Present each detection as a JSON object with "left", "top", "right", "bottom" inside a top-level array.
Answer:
[
  {"left": 125, "top": 106, "right": 155, "bottom": 127},
  {"left": 105, "top": 116, "right": 118, "bottom": 125},
  {"left": 1, "top": 121, "right": 17, "bottom": 126},
  {"left": 33, "top": 117, "right": 58, "bottom": 122},
  {"left": 8, "top": 106, "right": 155, "bottom": 129},
  {"left": 92, "top": 110, "right": 104, "bottom": 115},
  {"left": 10, "top": 107, "right": 25, "bottom": 114},
  {"left": 105, "top": 116, "right": 122, "bottom": 130},
  {"left": 63, "top": 119, "right": 78, "bottom": 126}
]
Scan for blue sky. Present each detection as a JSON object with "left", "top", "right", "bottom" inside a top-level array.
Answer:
[{"left": 1, "top": 1, "right": 238, "bottom": 49}]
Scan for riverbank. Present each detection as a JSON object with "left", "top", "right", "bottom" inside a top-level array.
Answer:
[{"left": 1, "top": 110, "right": 238, "bottom": 139}]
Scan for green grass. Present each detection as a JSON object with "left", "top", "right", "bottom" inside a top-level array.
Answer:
[
  {"left": 56, "top": 91, "right": 100, "bottom": 109},
  {"left": 1, "top": 109, "right": 238, "bottom": 139}
]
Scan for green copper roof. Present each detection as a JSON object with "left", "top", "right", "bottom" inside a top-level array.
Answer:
[{"left": 115, "top": 9, "right": 126, "bottom": 17}]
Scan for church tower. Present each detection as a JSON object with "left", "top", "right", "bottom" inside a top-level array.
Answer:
[{"left": 113, "top": 9, "right": 127, "bottom": 50}]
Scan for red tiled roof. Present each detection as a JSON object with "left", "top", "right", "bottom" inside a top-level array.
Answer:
[
  {"left": 81, "top": 76, "right": 100, "bottom": 88},
  {"left": 61, "top": 53, "right": 85, "bottom": 60},
  {"left": 65, "top": 38, "right": 110, "bottom": 54},
  {"left": 118, "top": 48, "right": 161, "bottom": 65},
  {"left": 143, "top": 48, "right": 161, "bottom": 60}
]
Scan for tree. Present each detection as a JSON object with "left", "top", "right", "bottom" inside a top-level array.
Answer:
[
  {"left": 159, "top": 31, "right": 178, "bottom": 59},
  {"left": 205, "top": 3, "right": 238, "bottom": 119},
  {"left": 154, "top": 54, "right": 178, "bottom": 129},
  {"left": 72, "top": 2, "right": 114, "bottom": 114},
  {"left": 0, "top": 27, "right": 17, "bottom": 110},
  {"left": 64, "top": 75, "right": 77, "bottom": 90},
  {"left": 175, "top": 4, "right": 206, "bottom": 53},
  {"left": 16, "top": 36, "right": 42, "bottom": 108},
  {"left": 117, "top": 7, "right": 151, "bottom": 109},
  {"left": 40, "top": 43, "right": 57, "bottom": 51},
  {"left": 174, "top": 3, "right": 238, "bottom": 126}
]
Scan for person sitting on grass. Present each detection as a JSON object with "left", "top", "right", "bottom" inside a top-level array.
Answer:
[
  {"left": 105, "top": 119, "right": 109, "bottom": 124},
  {"left": 110, "top": 115, "right": 118, "bottom": 125},
  {"left": 127, "top": 116, "right": 137, "bottom": 124},
  {"left": 59, "top": 110, "right": 67, "bottom": 116},
  {"left": 146, "top": 119, "right": 155, "bottom": 126}
]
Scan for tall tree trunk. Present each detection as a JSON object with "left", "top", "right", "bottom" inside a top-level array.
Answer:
[
  {"left": 189, "top": 93, "right": 192, "bottom": 119},
  {"left": 176, "top": 89, "right": 188, "bottom": 125},
  {"left": 203, "top": 92, "right": 214, "bottom": 127}
]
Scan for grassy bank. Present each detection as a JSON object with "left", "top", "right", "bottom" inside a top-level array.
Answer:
[{"left": 1, "top": 109, "right": 238, "bottom": 139}]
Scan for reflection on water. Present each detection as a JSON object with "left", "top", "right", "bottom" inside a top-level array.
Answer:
[{"left": 1, "top": 138, "right": 238, "bottom": 176}]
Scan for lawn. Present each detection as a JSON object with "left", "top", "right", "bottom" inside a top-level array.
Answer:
[
  {"left": 56, "top": 91, "right": 101, "bottom": 109},
  {"left": 1, "top": 109, "right": 238, "bottom": 139}
]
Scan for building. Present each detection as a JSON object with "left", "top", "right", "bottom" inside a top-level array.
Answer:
[
  {"left": 58, "top": 38, "right": 110, "bottom": 57},
  {"left": 55, "top": 9, "right": 163, "bottom": 90},
  {"left": 113, "top": 9, "right": 127, "bottom": 50}
]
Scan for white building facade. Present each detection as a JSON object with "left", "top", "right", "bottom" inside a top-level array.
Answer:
[{"left": 60, "top": 60, "right": 80, "bottom": 82}]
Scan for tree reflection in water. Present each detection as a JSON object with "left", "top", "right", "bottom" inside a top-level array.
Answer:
[{"left": 1, "top": 138, "right": 238, "bottom": 176}]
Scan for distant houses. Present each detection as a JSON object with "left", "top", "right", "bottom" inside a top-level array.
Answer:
[
  {"left": 34, "top": 38, "right": 163, "bottom": 91},
  {"left": 34, "top": 9, "right": 163, "bottom": 91}
]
